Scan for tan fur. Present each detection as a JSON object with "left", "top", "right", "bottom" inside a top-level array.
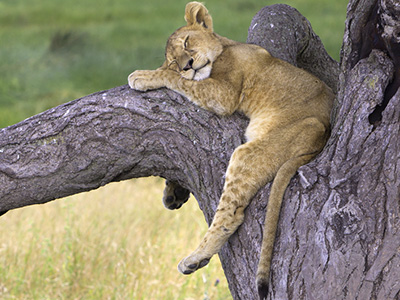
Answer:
[{"left": 128, "top": 2, "right": 334, "bottom": 298}]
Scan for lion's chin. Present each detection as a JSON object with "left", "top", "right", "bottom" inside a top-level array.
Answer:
[
  {"left": 180, "top": 62, "right": 212, "bottom": 81},
  {"left": 193, "top": 64, "right": 212, "bottom": 81}
]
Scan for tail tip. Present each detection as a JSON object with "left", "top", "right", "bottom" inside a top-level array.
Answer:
[{"left": 257, "top": 279, "right": 269, "bottom": 300}]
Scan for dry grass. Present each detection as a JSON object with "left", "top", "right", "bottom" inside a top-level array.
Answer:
[{"left": 0, "top": 177, "right": 231, "bottom": 300}]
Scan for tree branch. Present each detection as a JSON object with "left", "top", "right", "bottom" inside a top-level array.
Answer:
[{"left": 0, "top": 87, "right": 248, "bottom": 212}]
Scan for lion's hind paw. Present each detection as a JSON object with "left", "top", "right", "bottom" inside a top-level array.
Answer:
[{"left": 162, "top": 180, "right": 190, "bottom": 210}]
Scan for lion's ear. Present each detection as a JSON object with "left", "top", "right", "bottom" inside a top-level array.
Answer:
[{"left": 184, "top": 2, "right": 213, "bottom": 31}]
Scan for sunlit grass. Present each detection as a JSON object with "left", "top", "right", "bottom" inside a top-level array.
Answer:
[{"left": 0, "top": 178, "right": 231, "bottom": 300}]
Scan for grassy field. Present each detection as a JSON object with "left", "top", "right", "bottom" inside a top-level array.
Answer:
[
  {"left": 0, "top": 0, "right": 348, "bottom": 299},
  {"left": 0, "top": 178, "right": 231, "bottom": 299}
]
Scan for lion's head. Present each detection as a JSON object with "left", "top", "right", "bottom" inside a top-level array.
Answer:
[{"left": 163, "top": 2, "right": 223, "bottom": 81}]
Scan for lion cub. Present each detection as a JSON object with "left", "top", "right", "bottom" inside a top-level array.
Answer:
[{"left": 128, "top": 2, "right": 333, "bottom": 298}]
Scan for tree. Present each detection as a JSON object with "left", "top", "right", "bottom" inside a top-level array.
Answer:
[{"left": 0, "top": 0, "right": 399, "bottom": 299}]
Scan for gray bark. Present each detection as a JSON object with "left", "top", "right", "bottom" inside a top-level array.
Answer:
[{"left": 1, "top": 1, "right": 399, "bottom": 299}]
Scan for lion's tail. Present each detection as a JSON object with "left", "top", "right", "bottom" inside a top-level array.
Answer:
[{"left": 256, "top": 154, "right": 315, "bottom": 300}]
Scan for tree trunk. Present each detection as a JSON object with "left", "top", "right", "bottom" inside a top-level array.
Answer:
[{"left": 0, "top": 1, "right": 399, "bottom": 299}]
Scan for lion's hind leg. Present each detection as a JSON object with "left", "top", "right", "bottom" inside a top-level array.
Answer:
[{"left": 177, "top": 137, "right": 284, "bottom": 275}]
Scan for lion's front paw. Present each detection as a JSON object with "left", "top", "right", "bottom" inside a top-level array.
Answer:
[
  {"left": 162, "top": 180, "right": 190, "bottom": 210},
  {"left": 178, "top": 254, "right": 211, "bottom": 275},
  {"left": 128, "top": 70, "right": 164, "bottom": 91}
]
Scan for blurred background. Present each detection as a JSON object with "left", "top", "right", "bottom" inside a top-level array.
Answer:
[{"left": 0, "top": 0, "right": 347, "bottom": 299}]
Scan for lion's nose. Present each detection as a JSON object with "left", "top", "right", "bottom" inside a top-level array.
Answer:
[{"left": 183, "top": 58, "right": 194, "bottom": 71}]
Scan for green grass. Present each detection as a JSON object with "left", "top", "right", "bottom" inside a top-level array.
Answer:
[
  {"left": 0, "top": 1, "right": 348, "bottom": 298},
  {"left": 0, "top": 0, "right": 348, "bottom": 128}
]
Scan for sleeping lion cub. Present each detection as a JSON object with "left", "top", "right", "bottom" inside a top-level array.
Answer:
[{"left": 128, "top": 2, "right": 333, "bottom": 298}]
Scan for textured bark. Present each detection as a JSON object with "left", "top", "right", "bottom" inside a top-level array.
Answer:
[{"left": 0, "top": 1, "right": 399, "bottom": 299}]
